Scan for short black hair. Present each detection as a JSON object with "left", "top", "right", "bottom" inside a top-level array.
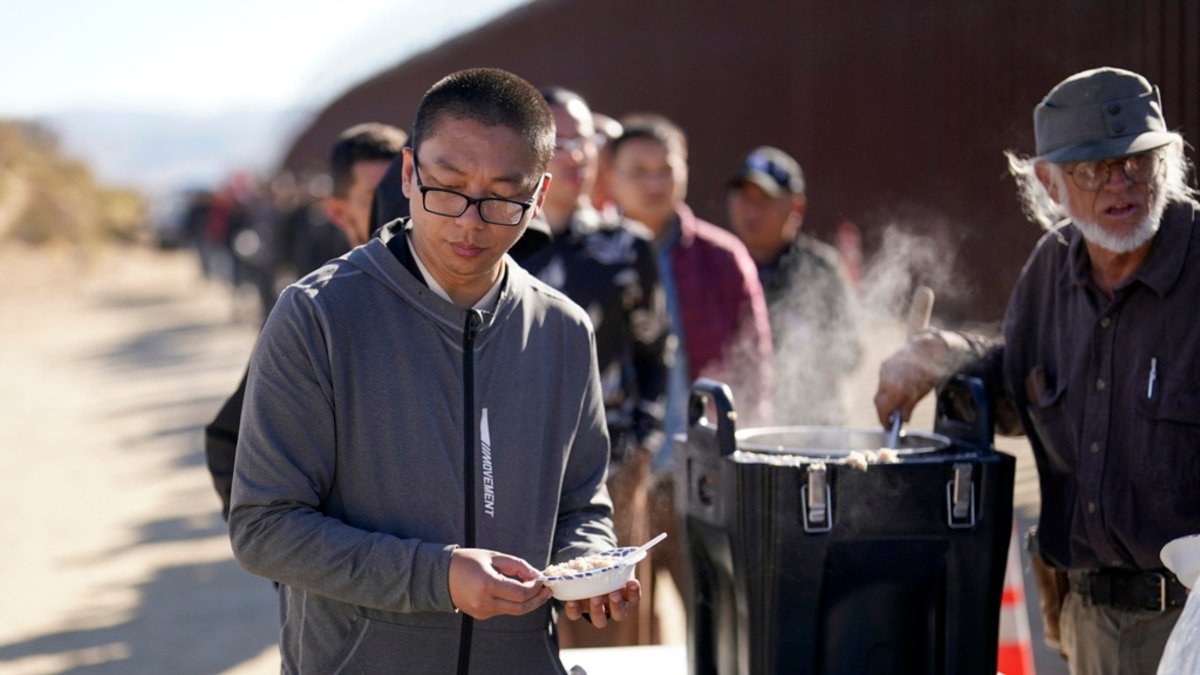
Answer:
[
  {"left": 329, "top": 123, "right": 407, "bottom": 198},
  {"left": 611, "top": 113, "right": 688, "bottom": 161},
  {"left": 411, "top": 68, "right": 555, "bottom": 180},
  {"left": 539, "top": 85, "right": 588, "bottom": 111}
]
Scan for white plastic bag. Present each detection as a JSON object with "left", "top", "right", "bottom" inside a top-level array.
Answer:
[{"left": 1157, "top": 591, "right": 1200, "bottom": 675}]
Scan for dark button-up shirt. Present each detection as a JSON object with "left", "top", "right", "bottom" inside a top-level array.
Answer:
[
  {"left": 521, "top": 205, "right": 670, "bottom": 458},
  {"left": 1000, "top": 200, "right": 1200, "bottom": 570}
]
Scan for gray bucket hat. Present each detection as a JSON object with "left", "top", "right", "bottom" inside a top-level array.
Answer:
[{"left": 1035, "top": 67, "right": 1175, "bottom": 163}]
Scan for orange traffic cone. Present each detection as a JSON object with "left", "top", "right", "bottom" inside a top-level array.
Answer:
[{"left": 997, "top": 522, "right": 1036, "bottom": 675}]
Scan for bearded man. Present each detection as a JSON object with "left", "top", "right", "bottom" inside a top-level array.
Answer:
[{"left": 873, "top": 67, "right": 1199, "bottom": 675}]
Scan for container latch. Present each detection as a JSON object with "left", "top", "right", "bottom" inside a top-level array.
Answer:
[
  {"left": 946, "top": 462, "right": 977, "bottom": 529},
  {"left": 802, "top": 464, "right": 833, "bottom": 533}
]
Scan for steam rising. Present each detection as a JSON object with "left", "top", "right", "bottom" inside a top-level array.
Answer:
[
  {"left": 765, "top": 223, "right": 967, "bottom": 429},
  {"left": 858, "top": 225, "right": 963, "bottom": 326}
]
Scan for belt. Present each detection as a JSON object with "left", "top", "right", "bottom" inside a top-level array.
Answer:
[{"left": 1067, "top": 568, "right": 1187, "bottom": 612}]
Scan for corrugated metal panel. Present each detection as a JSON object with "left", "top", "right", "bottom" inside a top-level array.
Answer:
[{"left": 281, "top": 0, "right": 1200, "bottom": 320}]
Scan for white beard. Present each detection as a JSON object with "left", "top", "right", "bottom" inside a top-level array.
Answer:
[{"left": 1070, "top": 185, "right": 1168, "bottom": 254}]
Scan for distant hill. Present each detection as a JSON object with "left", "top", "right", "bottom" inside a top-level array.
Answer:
[
  {"left": 0, "top": 121, "right": 145, "bottom": 246},
  {"left": 36, "top": 107, "right": 314, "bottom": 196}
]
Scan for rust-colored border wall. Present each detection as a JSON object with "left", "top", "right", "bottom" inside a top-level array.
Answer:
[{"left": 282, "top": 0, "right": 1200, "bottom": 320}]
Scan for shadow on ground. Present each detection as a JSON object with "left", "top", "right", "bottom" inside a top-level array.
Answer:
[
  {"left": 0, "top": 557, "right": 277, "bottom": 675},
  {"left": 0, "top": 267, "right": 276, "bottom": 674}
]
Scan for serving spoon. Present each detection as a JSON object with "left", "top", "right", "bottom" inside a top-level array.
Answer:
[{"left": 883, "top": 286, "right": 936, "bottom": 451}]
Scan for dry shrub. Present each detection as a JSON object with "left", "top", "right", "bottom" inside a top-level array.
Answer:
[{"left": 0, "top": 120, "right": 147, "bottom": 249}]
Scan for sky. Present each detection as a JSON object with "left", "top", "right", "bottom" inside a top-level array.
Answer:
[{"left": 0, "top": 0, "right": 531, "bottom": 118}]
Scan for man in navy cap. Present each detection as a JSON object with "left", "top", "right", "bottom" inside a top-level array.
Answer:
[
  {"left": 726, "top": 146, "right": 861, "bottom": 426},
  {"left": 873, "top": 67, "right": 1199, "bottom": 674}
]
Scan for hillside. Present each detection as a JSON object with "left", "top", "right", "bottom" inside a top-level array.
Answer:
[{"left": 0, "top": 121, "right": 144, "bottom": 247}]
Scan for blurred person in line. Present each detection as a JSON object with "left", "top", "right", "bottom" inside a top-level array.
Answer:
[
  {"left": 205, "top": 122, "right": 406, "bottom": 520},
  {"left": 873, "top": 67, "right": 1199, "bottom": 674},
  {"left": 180, "top": 189, "right": 216, "bottom": 277},
  {"left": 235, "top": 172, "right": 288, "bottom": 324},
  {"left": 229, "top": 68, "right": 639, "bottom": 673},
  {"left": 321, "top": 123, "right": 409, "bottom": 251},
  {"left": 201, "top": 174, "right": 253, "bottom": 290},
  {"left": 726, "top": 146, "right": 861, "bottom": 425},
  {"left": 521, "top": 86, "right": 670, "bottom": 648},
  {"left": 607, "top": 112, "right": 773, "bottom": 639},
  {"left": 369, "top": 135, "right": 554, "bottom": 264},
  {"left": 265, "top": 171, "right": 330, "bottom": 317},
  {"left": 588, "top": 111, "right": 623, "bottom": 218}
]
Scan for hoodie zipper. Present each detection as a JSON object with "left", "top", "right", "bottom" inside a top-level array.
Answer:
[{"left": 457, "top": 309, "right": 483, "bottom": 675}]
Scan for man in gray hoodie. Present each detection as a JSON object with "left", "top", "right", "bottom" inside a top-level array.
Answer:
[{"left": 229, "top": 67, "right": 639, "bottom": 674}]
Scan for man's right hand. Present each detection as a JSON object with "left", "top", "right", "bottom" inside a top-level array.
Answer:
[
  {"left": 873, "top": 331, "right": 950, "bottom": 426},
  {"left": 448, "top": 548, "right": 552, "bottom": 620}
]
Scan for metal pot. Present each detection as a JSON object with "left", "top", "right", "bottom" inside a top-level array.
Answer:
[
  {"left": 688, "top": 374, "right": 993, "bottom": 463},
  {"left": 735, "top": 425, "right": 951, "bottom": 459}
]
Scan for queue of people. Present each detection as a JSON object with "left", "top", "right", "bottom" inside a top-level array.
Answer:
[
  {"left": 174, "top": 124, "right": 406, "bottom": 327},
  {"left": 202, "top": 64, "right": 1198, "bottom": 674}
]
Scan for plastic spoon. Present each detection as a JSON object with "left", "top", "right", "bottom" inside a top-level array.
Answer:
[{"left": 619, "top": 531, "right": 668, "bottom": 567}]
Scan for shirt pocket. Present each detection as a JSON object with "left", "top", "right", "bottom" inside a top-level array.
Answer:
[
  {"left": 1026, "top": 384, "right": 1076, "bottom": 476},
  {"left": 1134, "top": 375, "right": 1200, "bottom": 494}
]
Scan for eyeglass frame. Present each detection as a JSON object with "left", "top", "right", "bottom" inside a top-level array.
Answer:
[
  {"left": 553, "top": 133, "right": 605, "bottom": 155},
  {"left": 1061, "top": 150, "right": 1164, "bottom": 192},
  {"left": 411, "top": 152, "right": 541, "bottom": 226}
]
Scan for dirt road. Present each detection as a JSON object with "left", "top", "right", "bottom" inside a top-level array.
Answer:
[
  {"left": 0, "top": 245, "right": 277, "bottom": 674},
  {"left": 0, "top": 244, "right": 1064, "bottom": 674}
]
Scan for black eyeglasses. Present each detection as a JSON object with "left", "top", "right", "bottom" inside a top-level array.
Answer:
[
  {"left": 412, "top": 155, "right": 536, "bottom": 226},
  {"left": 1062, "top": 151, "right": 1163, "bottom": 192}
]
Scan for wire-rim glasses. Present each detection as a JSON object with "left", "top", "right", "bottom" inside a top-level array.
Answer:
[
  {"left": 1063, "top": 151, "right": 1163, "bottom": 192},
  {"left": 412, "top": 154, "right": 536, "bottom": 226}
]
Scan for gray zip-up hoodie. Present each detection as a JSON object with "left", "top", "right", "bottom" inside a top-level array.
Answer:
[{"left": 229, "top": 224, "right": 615, "bottom": 674}]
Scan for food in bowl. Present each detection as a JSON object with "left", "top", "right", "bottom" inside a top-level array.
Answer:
[
  {"left": 539, "top": 547, "right": 645, "bottom": 601},
  {"left": 542, "top": 552, "right": 624, "bottom": 578}
]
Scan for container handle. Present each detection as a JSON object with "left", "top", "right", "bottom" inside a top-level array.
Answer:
[
  {"left": 688, "top": 378, "right": 738, "bottom": 458},
  {"left": 934, "top": 375, "right": 994, "bottom": 453}
]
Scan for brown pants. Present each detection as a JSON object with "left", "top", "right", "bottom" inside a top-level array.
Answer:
[
  {"left": 1059, "top": 590, "right": 1181, "bottom": 675},
  {"left": 556, "top": 451, "right": 653, "bottom": 647}
]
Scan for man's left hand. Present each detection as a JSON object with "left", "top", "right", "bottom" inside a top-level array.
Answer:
[{"left": 561, "top": 579, "right": 641, "bottom": 628}]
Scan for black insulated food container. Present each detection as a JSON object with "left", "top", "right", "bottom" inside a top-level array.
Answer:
[{"left": 674, "top": 375, "right": 1016, "bottom": 675}]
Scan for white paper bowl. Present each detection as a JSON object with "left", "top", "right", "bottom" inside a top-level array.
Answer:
[
  {"left": 540, "top": 547, "right": 645, "bottom": 601},
  {"left": 1161, "top": 533, "right": 1200, "bottom": 590}
]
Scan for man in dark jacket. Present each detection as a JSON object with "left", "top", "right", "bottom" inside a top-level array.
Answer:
[
  {"left": 522, "top": 87, "right": 670, "bottom": 648},
  {"left": 726, "top": 146, "right": 861, "bottom": 425}
]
